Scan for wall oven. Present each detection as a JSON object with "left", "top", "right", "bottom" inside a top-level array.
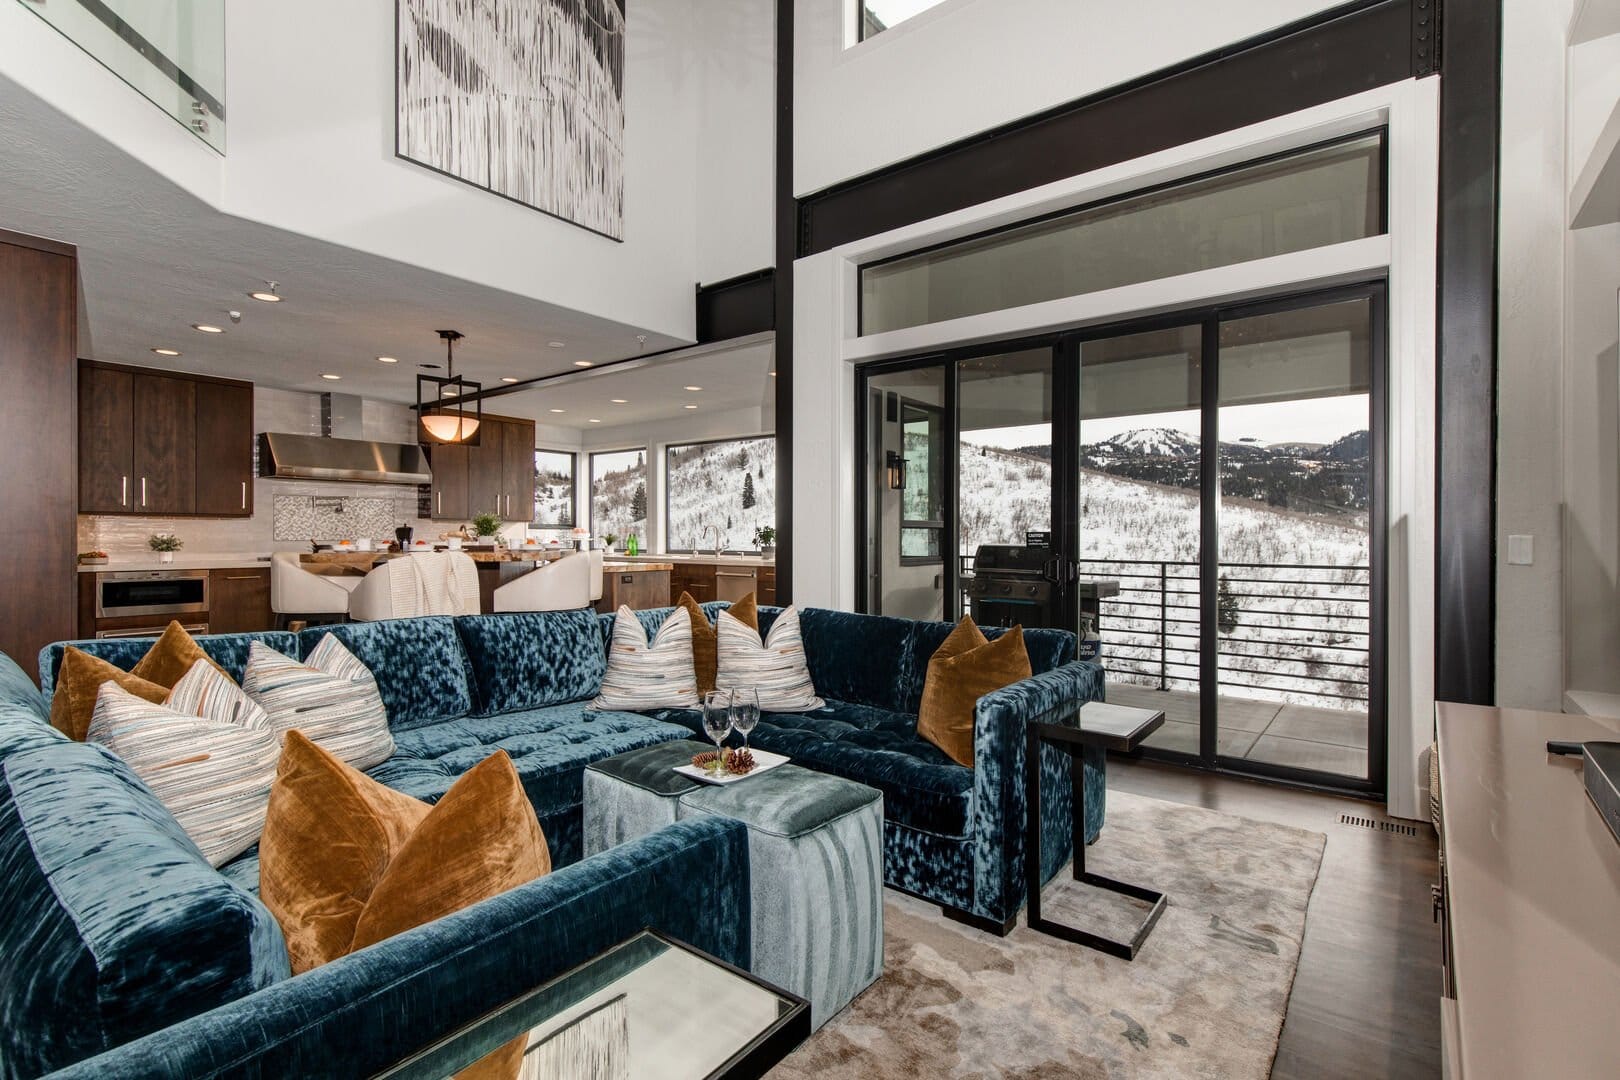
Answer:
[{"left": 95, "top": 570, "right": 209, "bottom": 620}]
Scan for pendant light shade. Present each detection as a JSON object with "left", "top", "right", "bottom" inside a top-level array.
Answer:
[{"left": 416, "top": 330, "right": 482, "bottom": 445}]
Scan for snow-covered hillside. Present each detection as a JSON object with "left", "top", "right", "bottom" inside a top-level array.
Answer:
[
  {"left": 961, "top": 439, "right": 1370, "bottom": 712},
  {"left": 667, "top": 438, "right": 776, "bottom": 550},
  {"left": 590, "top": 454, "right": 647, "bottom": 542}
]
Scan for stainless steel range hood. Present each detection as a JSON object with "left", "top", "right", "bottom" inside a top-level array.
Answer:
[{"left": 257, "top": 432, "right": 432, "bottom": 485}]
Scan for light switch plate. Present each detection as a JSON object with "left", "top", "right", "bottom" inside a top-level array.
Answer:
[{"left": 1507, "top": 535, "right": 1534, "bottom": 565}]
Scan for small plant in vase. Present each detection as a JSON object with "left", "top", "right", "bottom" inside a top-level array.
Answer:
[
  {"left": 753, "top": 526, "right": 777, "bottom": 560},
  {"left": 603, "top": 533, "right": 619, "bottom": 554},
  {"left": 471, "top": 512, "right": 504, "bottom": 546},
  {"left": 148, "top": 533, "right": 183, "bottom": 564}
]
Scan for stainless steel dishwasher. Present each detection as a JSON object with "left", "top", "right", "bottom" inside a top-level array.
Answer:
[{"left": 714, "top": 565, "right": 759, "bottom": 603}]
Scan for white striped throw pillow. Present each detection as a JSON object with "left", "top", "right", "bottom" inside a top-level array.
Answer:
[
  {"left": 242, "top": 636, "right": 394, "bottom": 771},
  {"left": 715, "top": 606, "right": 825, "bottom": 712},
  {"left": 591, "top": 605, "right": 700, "bottom": 711},
  {"left": 88, "top": 663, "right": 280, "bottom": 867}
]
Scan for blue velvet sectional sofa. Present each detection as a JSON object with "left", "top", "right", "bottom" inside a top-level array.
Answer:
[{"left": 0, "top": 602, "right": 1104, "bottom": 1076}]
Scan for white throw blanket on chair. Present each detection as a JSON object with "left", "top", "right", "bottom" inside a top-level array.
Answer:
[{"left": 388, "top": 552, "right": 479, "bottom": 616}]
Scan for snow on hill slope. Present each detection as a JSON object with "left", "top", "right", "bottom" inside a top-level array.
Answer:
[{"left": 666, "top": 438, "right": 776, "bottom": 551}]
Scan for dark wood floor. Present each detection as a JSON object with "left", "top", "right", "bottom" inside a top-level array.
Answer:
[{"left": 1110, "top": 758, "right": 1442, "bottom": 1080}]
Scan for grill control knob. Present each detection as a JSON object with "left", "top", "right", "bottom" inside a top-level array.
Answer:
[
  {"left": 1026, "top": 585, "right": 1038, "bottom": 597},
  {"left": 1000, "top": 585, "right": 1011, "bottom": 595}
]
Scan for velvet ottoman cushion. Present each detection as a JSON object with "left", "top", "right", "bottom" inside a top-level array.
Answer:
[
  {"left": 0, "top": 741, "right": 289, "bottom": 1079},
  {"left": 454, "top": 609, "right": 608, "bottom": 718},
  {"left": 295, "top": 617, "right": 474, "bottom": 732},
  {"left": 582, "top": 738, "right": 709, "bottom": 857}
]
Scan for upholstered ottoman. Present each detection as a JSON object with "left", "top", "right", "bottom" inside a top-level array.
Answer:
[
  {"left": 582, "top": 739, "right": 711, "bottom": 857},
  {"left": 676, "top": 765, "right": 884, "bottom": 1029}
]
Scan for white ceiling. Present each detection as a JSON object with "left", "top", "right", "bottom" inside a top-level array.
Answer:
[
  {"left": 0, "top": 72, "right": 752, "bottom": 420},
  {"left": 491, "top": 335, "right": 776, "bottom": 430}
]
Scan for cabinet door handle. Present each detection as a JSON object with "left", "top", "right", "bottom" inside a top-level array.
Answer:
[
  {"left": 222, "top": 574, "right": 259, "bottom": 580},
  {"left": 121, "top": 475, "right": 128, "bottom": 507},
  {"left": 436, "top": 490, "right": 442, "bottom": 515},
  {"left": 141, "top": 477, "right": 148, "bottom": 506},
  {"left": 241, "top": 481, "right": 247, "bottom": 510},
  {"left": 716, "top": 571, "right": 756, "bottom": 579}
]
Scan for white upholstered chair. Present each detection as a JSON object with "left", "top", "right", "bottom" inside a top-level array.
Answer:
[
  {"left": 348, "top": 551, "right": 481, "bottom": 621},
  {"left": 588, "top": 547, "right": 605, "bottom": 602},
  {"left": 270, "top": 552, "right": 362, "bottom": 626},
  {"left": 492, "top": 551, "right": 594, "bottom": 612}
]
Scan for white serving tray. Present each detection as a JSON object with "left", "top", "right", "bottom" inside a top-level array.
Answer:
[{"left": 673, "top": 748, "right": 791, "bottom": 785}]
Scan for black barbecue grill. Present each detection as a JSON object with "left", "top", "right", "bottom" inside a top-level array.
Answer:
[{"left": 965, "top": 541, "right": 1120, "bottom": 659}]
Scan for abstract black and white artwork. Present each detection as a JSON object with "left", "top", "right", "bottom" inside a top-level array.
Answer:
[{"left": 397, "top": 0, "right": 626, "bottom": 240}]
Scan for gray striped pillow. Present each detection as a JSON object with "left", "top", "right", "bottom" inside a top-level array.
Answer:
[
  {"left": 242, "top": 637, "right": 394, "bottom": 770},
  {"left": 715, "top": 606, "right": 825, "bottom": 712},
  {"left": 87, "top": 664, "right": 280, "bottom": 867},
  {"left": 591, "top": 605, "right": 700, "bottom": 711}
]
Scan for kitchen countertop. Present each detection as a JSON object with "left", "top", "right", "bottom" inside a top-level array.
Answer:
[
  {"left": 612, "top": 553, "right": 776, "bottom": 568},
  {"left": 603, "top": 561, "right": 673, "bottom": 572},
  {"left": 77, "top": 554, "right": 273, "bottom": 573}
]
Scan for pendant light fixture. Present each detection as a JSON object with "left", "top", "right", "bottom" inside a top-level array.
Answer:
[{"left": 417, "top": 330, "right": 482, "bottom": 444}]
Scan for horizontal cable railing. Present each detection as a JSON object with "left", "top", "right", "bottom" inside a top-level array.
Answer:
[{"left": 960, "top": 554, "right": 1370, "bottom": 711}]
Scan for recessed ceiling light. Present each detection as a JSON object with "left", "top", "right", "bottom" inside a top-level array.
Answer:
[
  {"left": 191, "top": 323, "right": 224, "bottom": 334},
  {"left": 151, "top": 347, "right": 181, "bottom": 357},
  {"left": 683, "top": 404, "right": 698, "bottom": 410},
  {"left": 501, "top": 377, "right": 519, "bottom": 384},
  {"left": 683, "top": 385, "right": 702, "bottom": 392},
  {"left": 574, "top": 360, "right": 593, "bottom": 368},
  {"left": 588, "top": 418, "right": 601, "bottom": 424},
  {"left": 442, "top": 388, "right": 459, "bottom": 397},
  {"left": 610, "top": 398, "right": 628, "bottom": 404},
  {"left": 249, "top": 281, "right": 283, "bottom": 303},
  {"left": 321, "top": 373, "right": 342, "bottom": 381},
  {"left": 548, "top": 341, "right": 566, "bottom": 349},
  {"left": 377, "top": 356, "right": 398, "bottom": 364},
  {"left": 769, "top": 371, "right": 777, "bottom": 377},
  {"left": 549, "top": 408, "right": 565, "bottom": 413}
]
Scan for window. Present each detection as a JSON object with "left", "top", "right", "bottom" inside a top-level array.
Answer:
[
  {"left": 665, "top": 436, "right": 775, "bottom": 552},
  {"left": 589, "top": 449, "right": 647, "bottom": 543},
  {"left": 860, "top": 0, "right": 950, "bottom": 41},
  {"left": 899, "top": 403, "right": 944, "bottom": 561},
  {"left": 859, "top": 131, "right": 1386, "bottom": 334},
  {"left": 532, "top": 450, "right": 576, "bottom": 529}
]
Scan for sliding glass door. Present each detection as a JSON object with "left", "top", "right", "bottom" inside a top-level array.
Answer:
[{"left": 857, "top": 283, "right": 1387, "bottom": 795}]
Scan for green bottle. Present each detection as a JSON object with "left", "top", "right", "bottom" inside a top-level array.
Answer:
[{"left": 627, "top": 534, "right": 639, "bottom": 556}]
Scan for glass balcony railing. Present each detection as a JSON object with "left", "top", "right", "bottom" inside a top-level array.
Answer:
[{"left": 17, "top": 0, "right": 226, "bottom": 152}]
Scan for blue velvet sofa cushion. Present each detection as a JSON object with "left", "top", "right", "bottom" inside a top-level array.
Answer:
[
  {"left": 0, "top": 655, "right": 61, "bottom": 764},
  {"left": 49, "top": 818, "right": 752, "bottom": 1080},
  {"left": 36, "top": 630, "right": 300, "bottom": 697},
  {"left": 454, "top": 609, "right": 607, "bottom": 717},
  {"left": 367, "top": 702, "right": 690, "bottom": 848},
  {"left": 0, "top": 741, "right": 289, "bottom": 1079},
  {"left": 296, "top": 617, "right": 473, "bottom": 731}
]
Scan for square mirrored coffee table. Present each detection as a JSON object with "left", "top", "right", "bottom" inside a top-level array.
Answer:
[{"left": 377, "top": 930, "right": 809, "bottom": 1079}]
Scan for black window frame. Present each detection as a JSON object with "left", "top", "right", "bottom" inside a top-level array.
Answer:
[
  {"left": 530, "top": 448, "right": 578, "bottom": 530},
  {"left": 587, "top": 447, "right": 649, "bottom": 540},
  {"left": 663, "top": 434, "right": 777, "bottom": 554}
]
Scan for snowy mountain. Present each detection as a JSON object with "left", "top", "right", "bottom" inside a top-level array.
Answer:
[
  {"left": 1091, "top": 427, "right": 1202, "bottom": 459},
  {"left": 666, "top": 438, "right": 776, "bottom": 551}
]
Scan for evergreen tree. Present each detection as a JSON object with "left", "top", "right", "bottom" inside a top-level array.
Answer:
[
  {"left": 630, "top": 482, "right": 647, "bottom": 522},
  {"left": 1217, "top": 573, "right": 1240, "bottom": 635},
  {"left": 741, "top": 472, "right": 756, "bottom": 510}
]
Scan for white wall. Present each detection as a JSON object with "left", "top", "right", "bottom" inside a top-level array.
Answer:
[
  {"left": 694, "top": 0, "right": 778, "bottom": 281},
  {"left": 793, "top": 0, "right": 1344, "bottom": 194}
]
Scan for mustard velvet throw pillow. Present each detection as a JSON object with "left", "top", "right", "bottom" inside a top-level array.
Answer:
[
  {"left": 129, "top": 621, "right": 228, "bottom": 689},
  {"left": 259, "top": 731, "right": 551, "bottom": 976},
  {"left": 49, "top": 645, "right": 169, "bottom": 741},
  {"left": 679, "top": 591, "right": 757, "bottom": 694},
  {"left": 917, "top": 617, "right": 1033, "bottom": 767}
]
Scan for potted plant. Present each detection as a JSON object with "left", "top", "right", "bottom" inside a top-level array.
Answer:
[
  {"left": 471, "top": 512, "right": 503, "bottom": 546},
  {"left": 148, "top": 533, "right": 182, "bottom": 564},
  {"left": 603, "top": 532, "right": 619, "bottom": 555},
  {"left": 753, "top": 526, "right": 777, "bottom": 561}
]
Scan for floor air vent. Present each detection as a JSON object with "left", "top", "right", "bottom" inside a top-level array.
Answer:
[{"left": 1339, "top": 813, "right": 1419, "bottom": 837}]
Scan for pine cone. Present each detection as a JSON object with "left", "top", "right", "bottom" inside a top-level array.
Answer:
[{"left": 725, "top": 747, "right": 756, "bottom": 774}]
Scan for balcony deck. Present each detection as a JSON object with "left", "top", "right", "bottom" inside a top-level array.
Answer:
[{"left": 1108, "top": 683, "right": 1369, "bottom": 778}]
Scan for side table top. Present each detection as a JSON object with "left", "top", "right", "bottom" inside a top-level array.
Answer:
[{"left": 1034, "top": 701, "right": 1166, "bottom": 753}]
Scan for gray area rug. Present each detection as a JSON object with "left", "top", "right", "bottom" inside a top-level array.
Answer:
[{"left": 769, "top": 791, "right": 1325, "bottom": 1079}]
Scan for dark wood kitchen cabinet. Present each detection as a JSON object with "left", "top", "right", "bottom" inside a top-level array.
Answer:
[
  {"left": 208, "top": 568, "right": 273, "bottom": 634},
  {"left": 427, "top": 415, "right": 536, "bottom": 521},
  {"left": 77, "top": 361, "right": 253, "bottom": 517},
  {"left": 195, "top": 380, "right": 255, "bottom": 516}
]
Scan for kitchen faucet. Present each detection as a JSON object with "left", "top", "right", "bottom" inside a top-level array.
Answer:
[{"left": 705, "top": 524, "right": 723, "bottom": 557}]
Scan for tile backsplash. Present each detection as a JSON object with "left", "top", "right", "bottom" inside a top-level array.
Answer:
[{"left": 272, "top": 495, "right": 411, "bottom": 542}]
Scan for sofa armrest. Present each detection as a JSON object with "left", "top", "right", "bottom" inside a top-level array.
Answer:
[
  {"left": 47, "top": 817, "right": 752, "bottom": 1080},
  {"left": 969, "top": 661, "right": 1106, "bottom": 923}
]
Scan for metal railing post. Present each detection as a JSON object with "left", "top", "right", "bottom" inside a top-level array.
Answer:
[{"left": 1158, "top": 561, "right": 1168, "bottom": 691}]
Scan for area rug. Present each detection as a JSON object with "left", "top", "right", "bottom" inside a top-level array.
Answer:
[{"left": 768, "top": 791, "right": 1325, "bottom": 1080}]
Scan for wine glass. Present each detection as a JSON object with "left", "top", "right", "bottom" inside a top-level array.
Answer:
[
  {"left": 731, "top": 688, "right": 760, "bottom": 754},
  {"left": 702, "top": 690, "right": 734, "bottom": 776}
]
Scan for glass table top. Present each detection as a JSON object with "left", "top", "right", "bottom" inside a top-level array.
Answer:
[{"left": 377, "top": 931, "right": 805, "bottom": 1079}]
